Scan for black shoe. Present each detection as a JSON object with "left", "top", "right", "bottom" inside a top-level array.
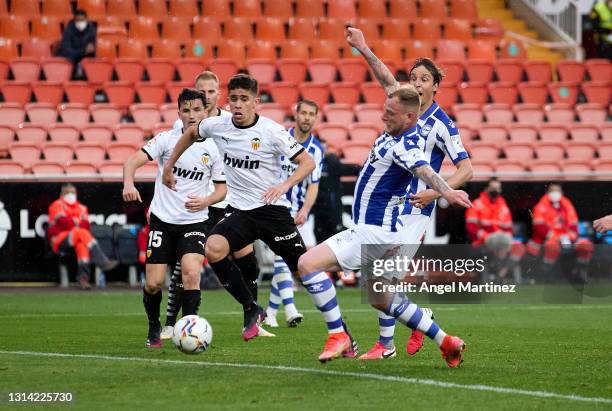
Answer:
[
  {"left": 242, "top": 304, "right": 264, "bottom": 341},
  {"left": 146, "top": 323, "right": 162, "bottom": 348}
]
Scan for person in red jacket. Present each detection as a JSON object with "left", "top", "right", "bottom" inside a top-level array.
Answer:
[
  {"left": 526, "top": 184, "right": 593, "bottom": 282},
  {"left": 47, "top": 184, "right": 117, "bottom": 288},
  {"left": 465, "top": 179, "right": 524, "bottom": 281}
]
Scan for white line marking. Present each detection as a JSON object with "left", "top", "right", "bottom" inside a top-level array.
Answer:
[{"left": 0, "top": 350, "right": 610, "bottom": 405}]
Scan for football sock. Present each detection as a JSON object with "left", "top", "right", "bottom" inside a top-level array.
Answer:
[
  {"left": 181, "top": 289, "right": 201, "bottom": 316},
  {"left": 234, "top": 251, "right": 259, "bottom": 302},
  {"left": 165, "top": 262, "right": 182, "bottom": 326},
  {"left": 385, "top": 293, "right": 447, "bottom": 347},
  {"left": 301, "top": 272, "right": 343, "bottom": 334},
  {"left": 377, "top": 311, "right": 396, "bottom": 348},
  {"left": 143, "top": 288, "right": 162, "bottom": 329},
  {"left": 210, "top": 257, "right": 254, "bottom": 306},
  {"left": 273, "top": 257, "right": 299, "bottom": 318},
  {"left": 267, "top": 275, "right": 280, "bottom": 316}
]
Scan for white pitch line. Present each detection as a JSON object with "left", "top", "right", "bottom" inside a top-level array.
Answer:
[{"left": 0, "top": 350, "right": 610, "bottom": 405}]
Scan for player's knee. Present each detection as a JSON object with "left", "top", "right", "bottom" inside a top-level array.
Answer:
[
  {"left": 297, "top": 252, "right": 314, "bottom": 276},
  {"left": 144, "top": 279, "right": 162, "bottom": 294},
  {"left": 371, "top": 302, "right": 387, "bottom": 312},
  {"left": 204, "top": 235, "right": 229, "bottom": 262},
  {"left": 181, "top": 270, "right": 200, "bottom": 288}
]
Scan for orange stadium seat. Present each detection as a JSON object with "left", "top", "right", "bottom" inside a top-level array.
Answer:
[
  {"left": 444, "top": 18, "right": 473, "bottom": 41},
  {"left": 42, "top": 142, "right": 74, "bottom": 164},
  {"left": 192, "top": 17, "right": 222, "bottom": 45},
  {"left": 337, "top": 59, "right": 368, "bottom": 83},
  {"left": 575, "top": 103, "right": 607, "bottom": 124},
  {"left": 135, "top": 82, "right": 167, "bottom": 104},
  {"left": 269, "top": 82, "right": 300, "bottom": 110},
  {"left": 77, "top": 0, "right": 107, "bottom": 20},
  {"left": 435, "top": 83, "right": 459, "bottom": 112},
  {"left": 342, "top": 143, "right": 370, "bottom": 164},
  {"left": 169, "top": 0, "right": 198, "bottom": 17},
  {"left": 494, "top": 60, "right": 524, "bottom": 84},
  {"left": 10, "top": 58, "right": 41, "bottom": 82},
  {"left": 556, "top": 60, "right": 585, "bottom": 83},
  {"left": 478, "top": 125, "right": 507, "bottom": 143},
  {"left": 371, "top": 40, "right": 403, "bottom": 74},
  {"left": 503, "top": 142, "right": 534, "bottom": 162},
  {"left": 201, "top": 0, "right": 229, "bottom": 17},
  {"left": 0, "top": 161, "right": 25, "bottom": 175},
  {"left": 547, "top": 82, "right": 578, "bottom": 105},
  {"left": 535, "top": 142, "right": 565, "bottom": 162},
  {"left": 307, "top": 59, "right": 337, "bottom": 83},
  {"left": 288, "top": 18, "right": 317, "bottom": 43},
  {"left": 32, "top": 161, "right": 65, "bottom": 175},
  {"left": 295, "top": 0, "right": 324, "bottom": 18},
  {"left": 585, "top": 59, "right": 611, "bottom": 82},
  {"left": 419, "top": 0, "right": 447, "bottom": 19},
  {"left": 42, "top": 0, "right": 72, "bottom": 17},
  {"left": 255, "top": 18, "right": 286, "bottom": 44},
  {"left": 453, "top": 103, "right": 483, "bottom": 124},
  {"left": 358, "top": 0, "right": 388, "bottom": 19},
  {"left": 471, "top": 160, "right": 494, "bottom": 174},
  {"left": 65, "top": 161, "right": 98, "bottom": 174},
  {"left": 518, "top": 82, "right": 548, "bottom": 105},
  {"left": 310, "top": 40, "right": 342, "bottom": 60},
  {"left": 128, "top": 16, "right": 159, "bottom": 43},
  {"left": 115, "top": 124, "right": 145, "bottom": 145},
  {"left": 319, "top": 18, "right": 351, "bottom": 43},
  {"left": 467, "top": 142, "right": 498, "bottom": 161},
  {"left": 405, "top": 40, "right": 435, "bottom": 60},
  {"left": 565, "top": 142, "right": 596, "bottom": 161},
  {"left": 467, "top": 40, "right": 497, "bottom": 61},
  {"left": 246, "top": 58, "right": 276, "bottom": 85},
  {"left": 458, "top": 82, "right": 487, "bottom": 105},
  {"left": 234, "top": 0, "right": 261, "bottom": 17},
  {"left": 81, "top": 58, "right": 113, "bottom": 83},
  {"left": 513, "top": 103, "right": 543, "bottom": 124},
  {"left": 328, "top": 0, "right": 357, "bottom": 19},
  {"left": 90, "top": 103, "right": 122, "bottom": 125},
  {"left": 449, "top": 0, "right": 478, "bottom": 20},
  {"left": 118, "top": 38, "right": 148, "bottom": 59},
  {"left": 0, "top": 16, "right": 29, "bottom": 42},
  {"left": 277, "top": 58, "right": 308, "bottom": 83},
  {"left": 151, "top": 40, "right": 182, "bottom": 60},
  {"left": 31, "top": 17, "right": 63, "bottom": 43},
  {"left": 26, "top": 103, "right": 57, "bottom": 124},
  {"left": 59, "top": 103, "right": 91, "bottom": 127},
  {"left": 316, "top": 124, "right": 349, "bottom": 149},
  {"left": 107, "top": 142, "right": 138, "bottom": 162},
  {"left": 263, "top": 0, "right": 293, "bottom": 19},
  {"left": 11, "top": 0, "right": 40, "bottom": 17},
  {"left": 330, "top": 82, "right": 360, "bottom": 105},
  {"left": 488, "top": 82, "right": 518, "bottom": 105},
  {"left": 139, "top": 0, "right": 167, "bottom": 18},
  {"left": 280, "top": 40, "right": 309, "bottom": 60},
  {"left": 9, "top": 143, "right": 41, "bottom": 167},
  {"left": 354, "top": 104, "right": 383, "bottom": 123},
  {"left": 160, "top": 16, "right": 191, "bottom": 41},
  {"left": 498, "top": 38, "right": 527, "bottom": 59},
  {"left": 582, "top": 81, "right": 611, "bottom": 106},
  {"left": 324, "top": 104, "right": 354, "bottom": 123},
  {"left": 114, "top": 58, "right": 145, "bottom": 82},
  {"left": 96, "top": 39, "right": 118, "bottom": 60},
  {"left": 390, "top": 0, "right": 418, "bottom": 17},
  {"left": 257, "top": 103, "right": 285, "bottom": 123},
  {"left": 466, "top": 61, "right": 494, "bottom": 83},
  {"left": 360, "top": 82, "right": 387, "bottom": 105},
  {"left": 0, "top": 102, "right": 25, "bottom": 128},
  {"left": 19, "top": 40, "right": 51, "bottom": 60},
  {"left": 539, "top": 124, "right": 568, "bottom": 142},
  {"left": 48, "top": 124, "right": 80, "bottom": 143},
  {"left": 145, "top": 59, "right": 176, "bottom": 82},
  {"left": 508, "top": 124, "right": 538, "bottom": 143},
  {"left": 107, "top": 0, "right": 137, "bottom": 16},
  {"left": 216, "top": 39, "right": 246, "bottom": 62},
  {"left": 0, "top": 39, "right": 19, "bottom": 61},
  {"left": 544, "top": 103, "right": 574, "bottom": 123},
  {"left": 299, "top": 83, "right": 330, "bottom": 108},
  {"left": 247, "top": 40, "right": 277, "bottom": 60},
  {"left": 523, "top": 61, "right": 552, "bottom": 83},
  {"left": 176, "top": 59, "right": 206, "bottom": 82},
  {"left": 33, "top": 82, "right": 64, "bottom": 106},
  {"left": 529, "top": 160, "right": 561, "bottom": 175},
  {"left": 1, "top": 82, "right": 31, "bottom": 105},
  {"left": 42, "top": 58, "right": 73, "bottom": 82},
  {"left": 561, "top": 160, "right": 592, "bottom": 176},
  {"left": 599, "top": 142, "right": 612, "bottom": 157},
  {"left": 74, "top": 142, "right": 107, "bottom": 164},
  {"left": 456, "top": 124, "right": 474, "bottom": 141},
  {"left": 437, "top": 39, "right": 466, "bottom": 60},
  {"left": 64, "top": 82, "right": 96, "bottom": 105},
  {"left": 224, "top": 18, "right": 254, "bottom": 41},
  {"left": 98, "top": 161, "right": 124, "bottom": 176},
  {"left": 96, "top": 16, "right": 128, "bottom": 44},
  {"left": 0, "top": 125, "right": 15, "bottom": 157},
  {"left": 413, "top": 19, "right": 442, "bottom": 42},
  {"left": 349, "top": 123, "right": 379, "bottom": 144},
  {"left": 483, "top": 103, "right": 513, "bottom": 123},
  {"left": 601, "top": 124, "right": 612, "bottom": 141},
  {"left": 437, "top": 61, "right": 464, "bottom": 84},
  {"left": 82, "top": 125, "right": 113, "bottom": 144},
  {"left": 208, "top": 61, "right": 239, "bottom": 85},
  {"left": 184, "top": 41, "right": 214, "bottom": 60},
  {"left": 16, "top": 125, "right": 48, "bottom": 145},
  {"left": 165, "top": 81, "right": 190, "bottom": 102},
  {"left": 383, "top": 19, "right": 411, "bottom": 41},
  {"left": 130, "top": 103, "right": 161, "bottom": 131},
  {"left": 569, "top": 124, "right": 599, "bottom": 142}
]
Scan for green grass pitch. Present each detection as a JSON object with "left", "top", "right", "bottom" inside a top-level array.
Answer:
[{"left": 0, "top": 288, "right": 611, "bottom": 410}]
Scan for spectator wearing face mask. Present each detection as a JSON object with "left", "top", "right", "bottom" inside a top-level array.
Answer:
[
  {"left": 526, "top": 184, "right": 593, "bottom": 281},
  {"left": 56, "top": 9, "right": 96, "bottom": 68},
  {"left": 47, "top": 184, "right": 117, "bottom": 289},
  {"left": 465, "top": 178, "right": 524, "bottom": 280}
]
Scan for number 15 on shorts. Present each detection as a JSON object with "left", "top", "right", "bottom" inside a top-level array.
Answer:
[{"left": 148, "top": 231, "right": 163, "bottom": 248}]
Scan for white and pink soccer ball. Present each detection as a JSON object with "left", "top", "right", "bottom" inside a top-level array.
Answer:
[{"left": 171, "top": 315, "right": 213, "bottom": 354}]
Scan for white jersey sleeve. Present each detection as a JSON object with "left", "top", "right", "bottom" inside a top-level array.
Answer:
[
  {"left": 434, "top": 118, "right": 469, "bottom": 165},
  {"left": 141, "top": 131, "right": 170, "bottom": 161},
  {"left": 392, "top": 137, "right": 429, "bottom": 171},
  {"left": 271, "top": 126, "right": 305, "bottom": 160},
  {"left": 173, "top": 118, "right": 182, "bottom": 130}
]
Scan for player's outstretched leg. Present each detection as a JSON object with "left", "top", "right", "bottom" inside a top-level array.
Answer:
[
  {"left": 359, "top": 312, "right": 397, "bottom": 359},
  {"left": 267, "top": 256, "right": 303, "bottom": 327},
  {"left": 383, "top": 293, "right": 465, "bottom": 368},
  {"left": 142, "top": 264, "right": 167, "bottom": 348},
  {"left": 161, "top": 262, "right": 182, "bottom": 340}
]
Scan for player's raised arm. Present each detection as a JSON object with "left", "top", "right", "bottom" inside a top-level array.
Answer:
[
  {"left": 122, "top": 149, "right": 151, "bottom": 203},
  {"left": 262, "top": 150, "right": 315, "bottom": 205},
  {"left": 346, "top": 27, "right": 400, "bottom": 96},
  {"left": 409, "top": 158, "right": 474, "bottom": 208},
  {"left": 412, "top": 164, "right": 472, "bottom": 208},
  {"left": 161, "top": 125, "right": 200, "bottom": 191}
]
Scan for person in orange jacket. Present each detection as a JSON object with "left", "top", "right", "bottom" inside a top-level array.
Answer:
[
  {"left": 47, "top": 183, "right": 117, "bottom": 288},
  {"left": 465, "top": 178, "right": 524, "bottom": 281},
  {"left": 526, "top": 184, "right": 593, "bottom": 282}
]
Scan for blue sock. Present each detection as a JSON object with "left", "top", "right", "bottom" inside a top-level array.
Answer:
[{"left": 378, "top": 311, "right": 396, "bottom": 348}]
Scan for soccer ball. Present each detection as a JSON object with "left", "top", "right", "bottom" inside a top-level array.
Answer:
[{"left": 171, "top": 315, "right": 213, "bottom": 354}]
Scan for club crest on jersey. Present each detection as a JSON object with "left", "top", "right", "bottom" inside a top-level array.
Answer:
[
  {"left": 251, "top": 137, "right": 261, "bottom": 151},
  {"left": 201, "top": 153, "right": 210, "bottom": 165},
  {"left": 146, "top": 249, "right": 152, "bottom": 258},
  {"left": 420, "top": 124, "right": 433, "bottom": 137},
  {"left": 368, "top": 148, "right": 379, "bottom": 164}
]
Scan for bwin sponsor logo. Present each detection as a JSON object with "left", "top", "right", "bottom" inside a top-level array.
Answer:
[
  {"left": 224, "top": 152, "right": 260, "bottom": 169},
  {"left": 172, "top": 166, "right": 205, "bottom": 181}
]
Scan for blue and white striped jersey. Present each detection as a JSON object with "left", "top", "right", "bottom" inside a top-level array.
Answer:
[
  {"left": 402, "top": 102, "right": 469, "bottom": 218},
  {"left": 353, "top": 127, "right": 429, "bottom": 232},
  {"left": 280, "top": 128, "right": 325, "bottom": 214}
]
